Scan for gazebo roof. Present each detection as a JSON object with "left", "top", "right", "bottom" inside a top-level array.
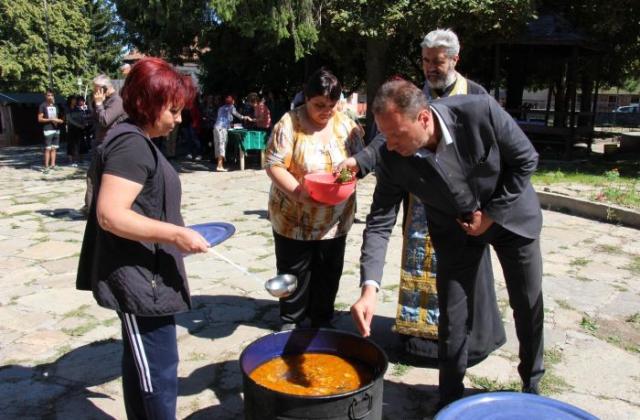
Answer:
[{"left": 0, "top": 92, "right": 65, "bottom": 106}]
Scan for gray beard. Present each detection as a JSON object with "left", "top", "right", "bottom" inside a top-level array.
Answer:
[{"left": 429, "top": 71, "right": 458, "bottom": 91}]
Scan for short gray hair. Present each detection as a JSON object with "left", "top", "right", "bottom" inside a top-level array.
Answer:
[
  {"left": 420, "top": 28, "right": 460, "bottom": 57},
  {"left": 92, "top": 74, "right": 113, "bottom": 89},
  {"left": 372, "top": 80, "right": 429, "bottom": 120}
]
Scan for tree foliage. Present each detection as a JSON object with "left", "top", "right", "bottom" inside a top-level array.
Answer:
[
  {"left": 113, "top": 0, "right": 638, "bottom": 103},
  {"left": 115, "top": 0, "right": 207, "bottom": 62},
  {"left": 87, "top": 0, "right": 127, "bottom": 77},
  {"left": 0, "top": 0, "right": 125, "bottom": 95}
]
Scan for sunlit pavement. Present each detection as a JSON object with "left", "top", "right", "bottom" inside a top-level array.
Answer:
[{"left": 1, "top": 146, "right": 638, "bottom": 419}]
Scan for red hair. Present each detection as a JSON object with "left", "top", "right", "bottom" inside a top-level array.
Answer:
[{"left": 121, "top": 57, "right": 196, "bottom": 127}]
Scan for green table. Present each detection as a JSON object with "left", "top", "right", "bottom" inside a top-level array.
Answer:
[{"left": 228, "top": 129, "right": 268, "bottom": 170}]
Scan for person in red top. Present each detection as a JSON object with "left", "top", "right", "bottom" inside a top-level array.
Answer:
[{"left": 247, "top": 92, "right": 272, "bottom": 132}]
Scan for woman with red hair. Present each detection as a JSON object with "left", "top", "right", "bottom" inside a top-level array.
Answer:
[
  {"left": 76, "top": 57, "right": 209, "bottom": 419},
  {"left": 213, "top": 95, "right": 252, "bottom": 171}
]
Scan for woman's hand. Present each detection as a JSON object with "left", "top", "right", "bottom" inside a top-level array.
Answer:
[
  {"left": 292, "top": 183, "right": 317, "bottom": 205},
  {"left": 174, "top": 227, "right": 209, "bottom": 254}
]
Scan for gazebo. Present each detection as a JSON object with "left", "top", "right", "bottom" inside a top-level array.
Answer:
[{"left": 493, "top": 13, "right": 603, "bottom": 158}]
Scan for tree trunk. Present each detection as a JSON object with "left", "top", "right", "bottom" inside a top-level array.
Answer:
[
  {"left": 365, "top": 37, "right": 389, "bottom": 144},
  {"left": 505, "top": 49, "right": 526, "bottom": 119},
  {"left": 579, "top": 61, "right": 594, "bottom": 127},
  {"left": 553, "top": 61, "right": 567, "bottom": 128}
]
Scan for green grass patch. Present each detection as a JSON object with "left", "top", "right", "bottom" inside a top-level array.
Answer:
[
  {"left": 468, "top": 374, "right": 520, "bottom": 392},
  {"left": 626, "top": 256, "right": 640, "bottom": 276},
  {"left": 570, "top": 257, "right": 590, "bottom": 267},
  {"left": 391, "top": 363, "right": 411, "bottom": 377},
  {"left": 499, "top": 298, "right": 511, "bottom": 319},
  {"left": 612, "top": 284, "right": 629, "bottom": 292},
  {"left": 594, "top": 244, "right": 622, "bottom": 254},
  {"left": 334, "top": 302, "right": 349, "bottom": 311},
  {"left": 544, "top": 347, "right": 562, "bottom": 365},
  {"left": 187, "top": 352, "right": 207, "bottom": 361},
  {"left": 555, "top": 299, "right": 574, "bottom": 311},
  {"left": 539, "top": 371, "right": 572, "bottom": 395},
  {"left": 580, "top": 316, "right": 598, "bottom": 334},
  {"left": 102, "top": 317, "right": 119, "bottom": 327},
  {"left": 62, "top": 304, "right": 92, "bottom": 319},
  {"left": 532, "top": 165, "right": 640, "bottom": 210},
  {"left": 382, "top": 284, "right": 399, "bottom": 291},
  {"left": 575, "top": 274, "right": 593, "bottom": 282},
  {"left": 63, "top": 320, "right": 100, "bottom": 337},
  {"left": 626, "top": 312, "right": 640, "bottom": 325}
]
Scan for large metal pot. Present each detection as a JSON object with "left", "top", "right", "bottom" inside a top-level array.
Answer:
[{"left": 240, "top": 328, "right": 388, "bottom": 420}]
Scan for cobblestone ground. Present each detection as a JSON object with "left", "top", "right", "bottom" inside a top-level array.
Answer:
[{"left": 0, "top": 147, "right": 639, "bottom": 419}]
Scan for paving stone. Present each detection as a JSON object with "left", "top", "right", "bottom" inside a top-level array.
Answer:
[
  {"left": 41, "top": 256, "right": 80, "bottom": 275},
  {"left": 1, "top": 150, "right": 639, "bottom": 419},
  {"left": 555, "top": 334, "right": 640, "bottom": 404},
  {"left": 18, "top": 240, "right": 80, "bottom": 260},
  {"left": 0, "top": 237, "right": 36, "bottom": 257},
  {"left": 0, "top": 307, "right": 60, "bottom": 334},
  {"left": 17, "top": 288, "right": 96, "bottom": 315}
]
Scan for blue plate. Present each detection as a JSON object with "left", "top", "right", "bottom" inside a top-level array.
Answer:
[
  {"left": 435, "top": 392, "right": 597, "bottom": 420},
  {"left": 188, "top": 222, "right": 235, "bottom": 247}
]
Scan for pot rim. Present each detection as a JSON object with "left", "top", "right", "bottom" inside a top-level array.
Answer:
[{"left": 240, "top": 327, "right": 389, "bottom": 400}]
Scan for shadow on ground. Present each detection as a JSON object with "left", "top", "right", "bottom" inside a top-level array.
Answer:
[
  {"left": 36, "top": 208, "right": 86, "bottom": 221},
  {"left": 0, "top": 339, "right": 121, "bottom": 419}
]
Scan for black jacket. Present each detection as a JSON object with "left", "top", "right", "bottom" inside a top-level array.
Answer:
[
  {"left": 361, "top": 94, "right": 541, "bottom": 284},
  {"left": 76, "top": 123, "right": 191, "bottom": 316}
]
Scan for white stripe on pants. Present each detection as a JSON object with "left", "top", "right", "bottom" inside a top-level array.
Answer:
[{"left": 122, "top": 312, "right": 154, "bottom": 393}]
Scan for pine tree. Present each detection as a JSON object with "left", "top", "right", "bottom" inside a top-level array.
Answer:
[{"left": 86, "top": 0, "right": 126, "bottom": 77}]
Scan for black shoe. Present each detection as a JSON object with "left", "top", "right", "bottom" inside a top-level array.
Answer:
[{"left": 522, "top": 384, "right": 539, "bottom": 395}]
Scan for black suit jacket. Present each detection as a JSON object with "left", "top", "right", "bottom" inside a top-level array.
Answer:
[{"left": 361, "top": 94, "right": 542, "bottom": 284}]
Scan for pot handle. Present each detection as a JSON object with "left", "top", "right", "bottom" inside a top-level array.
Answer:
[{"left": 349, "top": 392, "right": 373, "bottom": 420}]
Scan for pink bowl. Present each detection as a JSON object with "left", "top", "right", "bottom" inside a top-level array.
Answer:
[{"left": 304, "top": 173, "right": 356, "bottom": 205}]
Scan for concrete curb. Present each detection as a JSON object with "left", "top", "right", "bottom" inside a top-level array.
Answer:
[{"left": 537, "top": 190, "right": 640, "bottom": 230}]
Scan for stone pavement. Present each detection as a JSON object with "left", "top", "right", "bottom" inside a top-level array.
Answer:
[{"left": 0, "top": 147, "right": 639, "bottom": 419}]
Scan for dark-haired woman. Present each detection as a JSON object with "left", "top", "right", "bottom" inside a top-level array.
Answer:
[
  {"left": 265, "top": 68, "right": 364, "bottom": 331},
  {"left": 76, "top": 57, "right": 209, "bottom": 419}
]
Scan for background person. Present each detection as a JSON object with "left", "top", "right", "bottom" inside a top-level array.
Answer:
[
  {"left": 76, "top": 57, "right": 209, "bottom": 419},
  {"left": 248, "top": 92, "right": 272, "bottom": 133},
  {"left": 351, "top": 81, "right": 544, "bottom": 408},
  {"left": 37, "top": 89, "right": 64, "bottom": 173},
  {"left": 65, "top": 95, "right": 84, "bottom": 166},
  {"left": 264, "top": 68, "right": 364, "bottom": 331},
  {"left": 213, "top": 95, "right": 252, "bottom": 172},
  {"left": 81, "top": 74, "right": 128, "bottom": 214}
]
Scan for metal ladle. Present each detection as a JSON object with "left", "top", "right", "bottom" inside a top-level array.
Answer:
[{"left": 264, "top": 274, "right": 297, "bottom": 298}]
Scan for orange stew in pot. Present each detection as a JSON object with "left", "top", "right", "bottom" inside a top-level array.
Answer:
[{"left": 249, "top": 353, "right": 373, "bottom": 396}]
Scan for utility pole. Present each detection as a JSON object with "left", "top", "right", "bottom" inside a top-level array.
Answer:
[{"left": 43, "top": 0, "right": 53, "bottom": 89}]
